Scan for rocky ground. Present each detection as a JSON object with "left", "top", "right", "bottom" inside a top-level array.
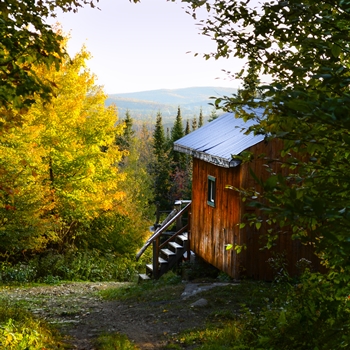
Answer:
[{"left": 0, "top": 281, "right": 234, "bottom": 349}]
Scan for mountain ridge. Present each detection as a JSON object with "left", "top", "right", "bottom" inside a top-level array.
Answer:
[{"left": 106, "top": 86, "right": 238, "bottom": 122}]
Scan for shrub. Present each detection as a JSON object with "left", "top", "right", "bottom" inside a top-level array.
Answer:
[
  {"left": 0, "top": 300, "right": 62, "bottom": 349},
  {"left": 0, "top": 262, "right": 37, "bottom": 284},
  {"left": 0, "top": 249, "right": 146, "bottom": 284}
]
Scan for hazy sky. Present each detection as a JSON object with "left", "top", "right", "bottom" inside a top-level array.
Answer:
[{"left": 52, "top": 0, "right": 243, "bottom": 94}]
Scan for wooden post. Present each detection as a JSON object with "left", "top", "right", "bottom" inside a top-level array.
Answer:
[
  {"left": 174, "top": 200, "right": 182, "bottom": 231},
  {"left": 152, "top": 236, "right": 160, "bottom": 279},
  {"left": 155, "top": 201, "right": 160, "bottom": 225},
  {"left": 187, "top": 209, "right": 191, "bottom": 261}
]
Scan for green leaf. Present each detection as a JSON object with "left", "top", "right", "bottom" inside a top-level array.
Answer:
[
  {"left": 277, "top": 310, "right": 287, "bottom": 326},
  {"left": 331, "top": 44, "right": 342, "bottom": 58}
]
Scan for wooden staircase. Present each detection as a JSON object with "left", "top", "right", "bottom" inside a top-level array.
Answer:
[{"left": 136, "top": 201, "right": 191, "bottom": 281}]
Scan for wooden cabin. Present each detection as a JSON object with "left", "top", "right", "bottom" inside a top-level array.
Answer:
[{"left": 174, "top": 112, "right": 322, "bottom": 280}]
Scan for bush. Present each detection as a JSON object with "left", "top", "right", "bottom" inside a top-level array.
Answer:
[
  {"left": 0, "top": 249, "right": 147, "bottom": 284},
  {"left": 238, "top": 271, "right": 350, "bottom": 350},
  {"left": 0, "top": 300, "right": 62, "bottom": 349},
  {"left": 0, "top": 262, "right": 37, "bottom": 283}
]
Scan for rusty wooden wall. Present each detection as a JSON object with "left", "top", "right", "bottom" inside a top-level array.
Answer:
[{"left": 190, "top": 139, "right": 324, "bottom": 280}]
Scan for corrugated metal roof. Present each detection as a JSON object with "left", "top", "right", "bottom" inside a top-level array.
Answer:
[{"left": 174, "top": 111, "right": 265, "bottom": 168}]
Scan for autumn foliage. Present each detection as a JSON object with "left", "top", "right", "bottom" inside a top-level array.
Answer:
[{"left": 0, "top": 40, "right": 150, "bottom": 264}]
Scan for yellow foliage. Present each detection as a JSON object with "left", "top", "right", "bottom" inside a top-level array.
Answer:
[{"left": 0, "top": 38, "right": 126, "bottom": 253}]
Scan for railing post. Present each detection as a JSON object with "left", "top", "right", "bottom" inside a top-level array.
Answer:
[
  {"left": 187, "top": 208, "right": 191, "bottom": 261},
  {"left": 155, "top": 201, "right": 160, "bottom": 225},
  {"left": 152, "top": 236, "right": 160, "bottom": 279},
  {"left": 174, "top": 200, "right": 182, "bottom": 231}
]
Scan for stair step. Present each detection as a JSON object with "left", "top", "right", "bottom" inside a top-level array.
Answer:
[
  {"left": 158, "top": 257, "right": 168, "bottom": 264},
  {"left": 139, "top": 273, "right": 151, "bottom": 281},
  {"left": 146, "top": 258, "right": 169, "bottom": 270},
  {"left": 169, "top": 241, "right": 184, "bottom": 250},
  {"left": 176, "top": 234, "right": 188, "bottom": 242},
  {"left": 161, "top": 248, "right": 176, "bottom": 257}
]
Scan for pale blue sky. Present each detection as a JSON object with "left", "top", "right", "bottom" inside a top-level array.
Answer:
[{"left": 52, "top": 0, "right": 243, "bottom": 94}]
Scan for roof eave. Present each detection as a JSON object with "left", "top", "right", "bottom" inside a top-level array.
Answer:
[{"left": 174, "top": 144, "right": 230, "bottom": 168}]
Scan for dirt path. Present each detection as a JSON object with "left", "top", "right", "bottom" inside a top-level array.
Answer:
[{"left": 0, "top": 282, "right": 231, "bottom": 349}]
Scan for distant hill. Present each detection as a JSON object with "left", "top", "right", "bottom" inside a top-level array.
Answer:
[{"left": 106, "top": 86, "right": 238, "bottom": 125}]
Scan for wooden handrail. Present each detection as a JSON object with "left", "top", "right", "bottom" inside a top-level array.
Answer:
[
  {"left": 136, "top": 201, "right": 191, "bottom": 261},
  {"left": 159, "top": 224, "right": 188, "bottom": 250}
]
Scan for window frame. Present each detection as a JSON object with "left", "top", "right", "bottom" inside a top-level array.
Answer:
[{"left": 207, "top": 175, "right": 216, "bottom": 207}]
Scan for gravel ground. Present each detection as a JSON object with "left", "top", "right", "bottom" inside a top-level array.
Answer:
[{"left": 0, "top": 282, "right": 232, "bottom": 349}]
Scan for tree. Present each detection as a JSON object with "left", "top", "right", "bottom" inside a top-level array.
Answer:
[
  {"left": 208, "top": 109, "right": 218, "bottom": 122},
  {"left": 168, "top": 107, "right": 193, "bottom": 201},
  {"left": 0, "top": 44, "right": 126, "bottom": 256},
  {"left": 192, "top": 116, "right": 198, "bottom": 131},
  {"left": 170, "top": 107, "right": 185, "bottom": 165},
  {"left": 198, "top": 107, "right": 204, "bottom": 127},
  {"left": 115, "top": 110, "right": 135, "bottom": 164},
  {"left": 185, "top": 119, "right": 191, "bottom": 135},
  {"left": 171, "top": 107, "right": 184, "bottom": 141},
  {"left": 151, "top": 112, "right": 172, "bottom": 209},
  {"left": 122, "top": 110, "right": 135, "bottom": 147},
  {"left": 153, "top": 112, "right": 168, "bottom": 160},
  {"left": 0, "top": 0, "right": 100, "bottom": 112},
  {"left": 97, "top": 123, "right": 154, "bottom": 255},
  {"left": 189, "top": 0, "right": 350, "bottom": 284}
]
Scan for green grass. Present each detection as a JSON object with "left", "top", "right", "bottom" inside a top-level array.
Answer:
[
  {"left": 95, "top": 332, "right": 139, "bottom": 349},
  {"left": 163, "top": 280, "right": 277, "bottom": 350},
  {"left": 100, "top": 271, "right": 183, "bottom": 302}
]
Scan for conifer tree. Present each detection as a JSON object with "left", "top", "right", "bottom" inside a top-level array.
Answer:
[
  {"left": 123, "top": 110, "right": 135, "bottom": 148},
  {"left": 115, "top": 110, "right": 135, "bottom": 158},
  {"left": 208, "top": 109, "right": 218, "bottom": 122},
  {"left": 166, "top": 127, "right": 171, "bottom": 145},
  {"left": 153, "top": 112, "right": 167, "bottom": 159},
  {"left": 192, "top": 117, "right": 198, "bottom": 131},
  {"left": 150, "top": 112, "right": 172, "bottom": 210},
  {"left": 171, "top": 107, "right": 184, "bottom": 143},
  {"left": 198, "top": 108, "right": 204, "bottom": 127},
  {"left": 170, "top": 107, "right": 185, "bottom": 165},
  {"left": 185, "top": 119, "right": 191, "bottom": 135},
  {"left": 169, "top": 107, "right": 192, "bottom": 201}
]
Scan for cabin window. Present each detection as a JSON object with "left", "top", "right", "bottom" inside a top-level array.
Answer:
[{"left": 207, "top": 175, "right": 216, "bottom": 207}]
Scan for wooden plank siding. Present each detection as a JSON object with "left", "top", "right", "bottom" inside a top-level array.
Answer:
[
  {"left": 191, "top": 158, "right": 241, "bottom": 277},
  {"left": 239, "top": 139, "right": 324, "bottom": 280},
  {"left": 190, "top": 139, "right": 324, "bottom": 280}
]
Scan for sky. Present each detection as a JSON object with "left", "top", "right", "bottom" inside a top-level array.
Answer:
[{"left": 51, "top": 0, "right": 244, "bottom": 94}]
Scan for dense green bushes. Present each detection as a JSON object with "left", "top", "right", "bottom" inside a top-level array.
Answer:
[
  {"left": 0, "top": 249, "right": 150, "bottom": 284},
  {"left": 232, "top": 273, "right": 350, "bottom": 349}
]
